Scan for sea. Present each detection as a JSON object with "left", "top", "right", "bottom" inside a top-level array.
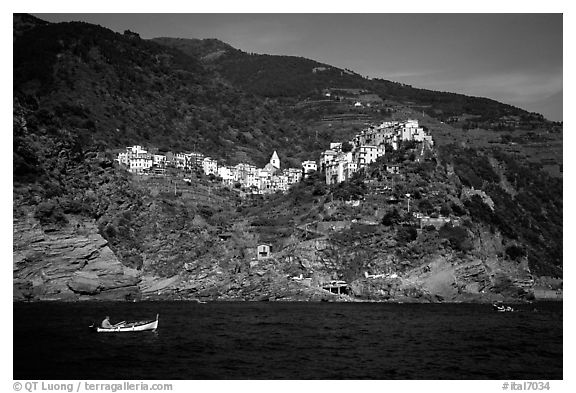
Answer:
[{"left": 13, "top": 301, "right": 562, "bottom": 380}]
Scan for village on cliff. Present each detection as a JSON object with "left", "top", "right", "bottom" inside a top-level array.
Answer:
[{"left": 116, "top": 119, "right": 434, "bottom": 195}]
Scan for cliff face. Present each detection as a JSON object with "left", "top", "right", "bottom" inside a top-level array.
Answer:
[
  {"left": 11, "top": 165, "right": 539, "bottom": 303},
  {"left": 272, "top": 229, "right": 534, "bottom": 303},
  {"left": 349, "top": 256, "right": 533, "bottom": 303},
  {"left": 11, "top": 209, "right": 536, "bottom": 303},
  {"left": 13, "top": 212, "right": 140, "bottom": 301}
]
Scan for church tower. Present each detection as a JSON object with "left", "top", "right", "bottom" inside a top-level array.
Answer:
[{"left": 270, "top": 151, "right": 280, "bottom": 169}]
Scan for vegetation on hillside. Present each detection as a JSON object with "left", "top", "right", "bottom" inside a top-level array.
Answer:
[
  {"left": 14, "top": 21, "right": 340, "bottom": 168},
  {"left": 153, "top": 37, "right": 558, "bottom": 128},
  {"left": 245, "top": 140, "right": 561, "bottom": 279}
]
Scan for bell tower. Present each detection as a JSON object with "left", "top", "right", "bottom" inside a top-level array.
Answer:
[{"left": 270, "top": 151, "right": 280, "bottom": 169}]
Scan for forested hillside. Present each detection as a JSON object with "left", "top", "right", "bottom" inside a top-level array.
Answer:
[
  {"left": 14, "top": 20, "right": 332, "bottom": 170},
  {"left": 154, "top": 37, "right": 558, "bottom": 129}
]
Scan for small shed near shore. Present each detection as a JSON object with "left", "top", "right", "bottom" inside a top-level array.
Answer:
[{"left": 257, "top": 244, "right": 271, "bottom": 260}]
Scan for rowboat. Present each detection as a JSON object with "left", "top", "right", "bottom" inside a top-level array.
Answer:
[{"left": 91, "top": 314, "right": 159, "bottom": 332}]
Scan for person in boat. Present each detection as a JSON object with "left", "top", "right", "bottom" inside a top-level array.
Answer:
[{"left": 101, "top": 316, "right": 113, "bottom": 328}]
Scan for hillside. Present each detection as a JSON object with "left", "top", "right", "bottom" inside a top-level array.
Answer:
[
  {"left": 240, "top": 140, "right": 561, "bottom": 275},
  {"left": 13, "top": 13, "right": 48, "bottom": 39},
  {"left": 14, "top": 20, "right": 337, "bottom": 168},
  {"left": 153, "top": 37, "right": 558, "bottom": 130},
  {"left": 13, "top": 15, "right": 562, "bottom": 302}
]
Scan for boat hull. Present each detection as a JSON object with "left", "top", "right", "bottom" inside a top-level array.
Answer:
[
  {"left": 493, "top": 305, "right": 514, "bottom": 313},
  {"left": 94, "top": 315, "right": 158, "bottom": 333}
]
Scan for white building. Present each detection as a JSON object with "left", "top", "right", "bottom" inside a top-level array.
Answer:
[
  {"left": 353, "top": 119, "right": 433, "bottom": 152},
  {"left": 412, "top": 128, "right": 434, "bottom": 145},
  {"left": 218, "top": 166, "right": 235, "bottom": 186},
  {"left": 326, "top": 160, "right": 344, "bottom": 185},
  {"left": 353, "top": 126, "right": 388, "bottom": 147},
  {"left": 320, "top": 150, "right": 338, "bottom": 172},
  {"left": 234, "top": 163, "right": 256, "bottom": 179},
  {"left": 231, "top": 163, "right": 260, "bottom": 190},
  {"left": 186, "top": 152, "right": 205, "bottom": 168},
  {"left": 153, "top": 154, "right": 166, "bottom": 168},
  {"left": 117, "top": 152, "right": 128, "bottom": 166},
  {"left": 330, "top": 142, "right": 343, "bottom": 152},
  {"left": 202, "top": 157, "right": 218, "bottom": 176},
  {"left": 129, "top": 155, "right": 153, "bottom": 173},
  {"left": 397, "top": 119, "right": 434, "bottom": 145},
  {"left": 345, "top": 161, "right": 357, "bottom": 181},
  {"left": 117, "top": 145, "right": 153, "bottom": 173},
  {"left": 245, "top": 172, "right": 259, "bottom": 190},
  {"left": 302, "top": 160, "right": 317, "bottom": 178},
  {"left": 354, "top": 145, "right": 381, "bottom": 169},
  {"left": 285, "top": 168, "right": 303, "bottom": 185},
  {"left": 271, "top": 175, "right": 289, "bottom": 192},
  {"left": 325, "top": 152, "right": 354, "bottom": 185},
  {"left": 258, "top": 169, "right": 272, "bottom": 192},
  {"left": 174, "top": 153, "right": 188, "bottom": 169},
  {"left": 127, "top": 145, "right": 147, "bottom": 155}
]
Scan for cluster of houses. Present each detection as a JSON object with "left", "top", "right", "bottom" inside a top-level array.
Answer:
[
  {"left": 116, "top": 146, "right": 309, "bottom": 194},
  {"left": 215, "top": 152, "right": 306, "bottom": 193},
  {"left": 115, "top": 118, "right": 433, "bottom": 193},
  {"left": 319, "top": 119, "right": 434, "bottom": 185},
  {"left": 116, "top": 146, "right": 203, "bottom": 174}
]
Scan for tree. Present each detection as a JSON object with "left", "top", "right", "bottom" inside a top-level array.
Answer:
[
  {"left": 35, "top": 200, "right": 68, "bottom": 227},
  {"left": 440, "top": 204, "right": 452, "bottom": 217},
  {"left": 381, "top": 208, "right": 401, "bottom": 226},
  {"left": 342, "top": 141, "right": 353, "bottom": 153},
  {"left": 505, "top": 245, "right": 526, "bottom": 261},
  {"left": 332, "top": 178, "right": 366, "bottom": 201},
  {"left": 397, "top": 226, "right": 418, "bottom": 243},
  {"left": 418, "top": 199, "right": 434, "bottom": 214},
  {"left": 439, "top": 223, "right": 472, "bottom": 252}
]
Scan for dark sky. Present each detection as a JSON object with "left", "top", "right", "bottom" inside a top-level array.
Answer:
[{"left": 34, "top": 13, "right": 563, "bottom": 121}]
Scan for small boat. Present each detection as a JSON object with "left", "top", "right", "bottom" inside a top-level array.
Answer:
[
  {"left": 90, "top": 314, "right": 159, "bottom": 332},
  {"left": 492, "top": 303, "right": 514, "bottom": 312}
]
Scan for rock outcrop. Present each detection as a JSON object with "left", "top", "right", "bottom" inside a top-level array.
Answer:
[
  {"left": 12, "top": 207, "right": 539, "bottom": 303},
  {"left": 13, "top": 212, "right": 141, "bottom": 301}
]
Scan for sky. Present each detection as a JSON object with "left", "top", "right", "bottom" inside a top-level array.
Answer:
[{"left": 32, "top": 13, "right": 563, "bottom": 121}]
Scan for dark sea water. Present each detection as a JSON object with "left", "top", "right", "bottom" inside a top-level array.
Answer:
[{"left": 13, "top": 301, "right": 562, "bottom": 380}]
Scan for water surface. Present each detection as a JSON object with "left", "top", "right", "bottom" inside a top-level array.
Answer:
[{"left": 13, "top": 301, "right": 562, "bottom": 379}]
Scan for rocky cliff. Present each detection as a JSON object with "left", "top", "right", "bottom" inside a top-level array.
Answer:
[
  {"left": 12, "top": 206, "right": 536, "bottom": 304},
  {"left": 11, "top": 210, "right": 341, "bottom": 302},
  {"left": 13, "top": 212, "right": 140, "bottom": 301},
  {"left": 12, "top": 162, "right": 544, "bottom": 303}
]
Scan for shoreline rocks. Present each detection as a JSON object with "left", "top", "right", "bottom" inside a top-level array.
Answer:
[
  {"left": 13, "top": 211, "right": 552, "bottom": 304},
  {"left": 13, "top": 213, "right": 141, "bottom": 302}
]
